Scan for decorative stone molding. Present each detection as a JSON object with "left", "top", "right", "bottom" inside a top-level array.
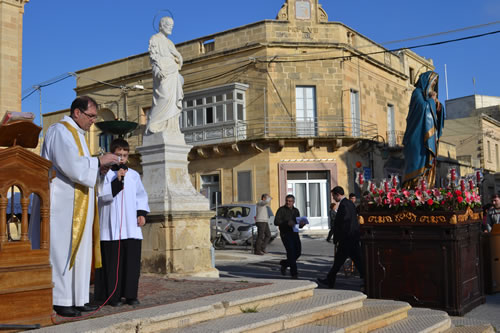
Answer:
[
  {"left": 276, "top": 3, "right": 288, "bottom": 21},
  {"left": 318, "top": 4, "right": 328, "bottom": 22}
]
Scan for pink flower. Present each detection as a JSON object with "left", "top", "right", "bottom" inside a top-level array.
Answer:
[
  {"left": 391, "top": 188, "right": 397, "bottom": 193},
  {"left": 446, "top": 191, "right": 452, "bottom": 198},
  {"left": 387, "top": 192, "right": 394, "bottom": 200},
  {"left": 410, "top": 200, "right": 416, "bottom": 207},
  {"left": 427, "top": 199, "right": 433, "bottom": 205},
  {"left": 457, "top": 196, "right": 463, "bottom": 203},
  {"left": 455, "top": 190, "right": 462, "bottom": 196},
  {"left": 426, "top": 190, "right": 432, "bottom": 195},
  {"left": 394, "top": 198, "right": 401, "bottom": 205},
  {"left": 403, "top": 190, "right": 410, "bottom": 198}
]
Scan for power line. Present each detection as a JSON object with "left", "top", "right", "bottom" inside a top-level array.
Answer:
[
  {"left": 22, "top": 27, "right": 500, "bottom": 100},
  {"left": 22, "top": 73, "right": 73, "bottom": 101},
  {"left": 381, "top": 20, "right": 500, "bottom": 45}
]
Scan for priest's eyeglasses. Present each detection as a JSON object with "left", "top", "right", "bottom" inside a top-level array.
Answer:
[{"left": 81, "top": 111, "right": 98, "bottom": 120}]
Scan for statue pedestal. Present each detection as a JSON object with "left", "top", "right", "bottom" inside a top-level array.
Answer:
[{"left": 137, "top": 131, "right": 218, "bottom": 278}]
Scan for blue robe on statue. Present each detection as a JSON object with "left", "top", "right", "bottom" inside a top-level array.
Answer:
[{"left": 402, "top": 71, "right": 445, "bottom": 187}]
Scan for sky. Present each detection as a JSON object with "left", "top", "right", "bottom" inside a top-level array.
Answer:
[{"left": 21, "top": 0, "right": 500, "bottom": 126}]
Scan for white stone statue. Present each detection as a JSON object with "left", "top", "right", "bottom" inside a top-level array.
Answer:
[{"left": 146, "top": 16, "right": 184, "bottom": 134}]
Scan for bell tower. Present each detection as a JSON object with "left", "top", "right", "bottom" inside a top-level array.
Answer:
[{"left": 0, "top": 0, "right": 29, "bottom": 120}]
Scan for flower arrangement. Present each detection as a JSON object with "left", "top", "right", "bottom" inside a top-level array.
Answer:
[{"left": 359, "top": 168, "right": 482, "bottom": 212}]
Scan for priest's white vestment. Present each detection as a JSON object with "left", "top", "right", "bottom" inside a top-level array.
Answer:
[{"left": 29, "top": 115, "right": 99, "bottom": 307}]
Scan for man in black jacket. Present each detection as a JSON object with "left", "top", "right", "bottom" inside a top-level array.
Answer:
[
  {"left": 317, "top": 186, "right": 364, "bottom": 288},
  {"left": 274, "top": 194, "right": 305, "bottom": 278}
]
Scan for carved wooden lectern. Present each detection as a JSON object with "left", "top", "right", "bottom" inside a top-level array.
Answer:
[{"left": 0, "top": 120, "right": 53, "bottom": 327}]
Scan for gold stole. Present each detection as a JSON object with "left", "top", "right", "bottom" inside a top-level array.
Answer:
[{"left": 60, "top": 122, "right": 102, "bottom": 269}]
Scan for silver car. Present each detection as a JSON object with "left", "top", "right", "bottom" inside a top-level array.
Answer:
[{"left": 211, "top": 203, "right": 278, "bottom": 244}]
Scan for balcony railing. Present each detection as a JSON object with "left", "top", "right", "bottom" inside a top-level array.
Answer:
[
  {"left": 386, "top": 130, "right": 405, "bottom": 147},
  {"left": 182, "top": 116, "right": 379, "bottom": 146}
]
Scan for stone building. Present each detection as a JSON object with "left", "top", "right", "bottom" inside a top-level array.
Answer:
[
  {"left": 442, "top": 94, "right": 500, "bottom": 201},
  {"left": 44, "top": 0, "right": 434, "bottom": 229},
  {"left": 0, "top": 0, "right": 29, "bottom": 120}
]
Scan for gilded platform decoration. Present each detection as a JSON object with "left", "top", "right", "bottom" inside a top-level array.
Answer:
[{"left": 361, "top": 207, "right": 481, "bottom": 226}]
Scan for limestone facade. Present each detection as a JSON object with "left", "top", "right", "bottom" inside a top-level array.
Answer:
[
  {"left": 44, "top": 0, "right": 435, "bottom": 229},
  {"left": 0, "top": 0, "right": 28, "bottom": 120}
]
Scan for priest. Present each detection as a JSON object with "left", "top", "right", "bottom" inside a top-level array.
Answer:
[{"left": 29, "top": 96, "right": 119, "bottom": 317}]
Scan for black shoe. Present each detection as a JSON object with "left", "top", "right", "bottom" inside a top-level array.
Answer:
[
  {"left": 280, "top": 264, "right": 287, "bottom": 276},
  {"left": 108, "top": 300, "right": 123, "bottom": 307},
  {"left": 126, "top": 298, "right": 140, "bottom": 306},
  {"left": 326, "top": 239, "right": 332, "bottom": 243},
  {"left": 53, "top": 305, "right": 81, "bottom": 317},
  {"left": 291, "top": 274, "right": 298, "bottom": 279},
  {"left": 316, "top": 277, "right": 334, "bottom": 289},
  {"left": 76, "top": 303, "right": 99, "bottom": 312}
]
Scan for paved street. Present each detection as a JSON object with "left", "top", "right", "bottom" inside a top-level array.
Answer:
[
  {"left": 215, "top": 231, "right": 500, "bottom": 330},
  {"left": 215, "top": 231, "right": 363, "bottom": 291}
]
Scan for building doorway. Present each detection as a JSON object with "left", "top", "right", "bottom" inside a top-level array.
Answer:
[
  {"left": 286, "top": 171, "right": 329, "bottom": 229},
  {"left": 200, "top": 174, "right": 220, "bottom": 209}
]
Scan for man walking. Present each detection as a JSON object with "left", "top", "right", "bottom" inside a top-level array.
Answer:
[
  {"left": 275, "top": 195, "right": 305, "bottom": 278},
  {"left": 317, "top": 186, "right": 364, "bottom": 288},
  {"left": 254, "top": 194, "right": 272, "bottom": 255}
]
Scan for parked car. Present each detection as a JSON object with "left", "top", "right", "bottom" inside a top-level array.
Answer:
[{"left": 210, "top": 204, "right": 278, "bottom": 247}]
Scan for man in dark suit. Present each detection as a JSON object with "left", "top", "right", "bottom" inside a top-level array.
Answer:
[{"left": 317, "top": 186, "right": 364, "bottom": 288}]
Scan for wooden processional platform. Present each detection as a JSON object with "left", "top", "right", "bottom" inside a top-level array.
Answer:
[{"left": 0, "top": 120, "right": 54, "bottom": 328}]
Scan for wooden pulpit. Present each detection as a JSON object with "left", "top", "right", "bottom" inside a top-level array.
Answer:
[{"left": 0, "top": 120, "right": 53, "bottom": 327}]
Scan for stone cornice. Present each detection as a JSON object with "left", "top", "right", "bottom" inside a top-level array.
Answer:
[{"left": 0, "top": 0, "right": 29, "bottom": 8}]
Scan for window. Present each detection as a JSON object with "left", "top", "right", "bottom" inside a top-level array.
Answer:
[
  {"left": 237, "top": 171, "right": 252, "bottom": 202},
  {"left": 409, "top": 67, "right": 415, "bottom": 84},
  {"left": 350, "top": 89, "right": 361, "bottom": 137},
  {"left": 295, "top": 86, "right": 317, "bottom": 136},
  {"left": 99, "top": 133, "right": 114, "bottom": 153},
  {"left": 488, "top": 140, "right": 492, "bottom": 162},
  {"left": 181, "top": 83, "right": 248, "bottom": 128},
  {"left": 206, "top": 107, "right": 214, "bottom": 124},
  {"left": 195, "top": 109, "right": 203, "bottom": 126},
  {"left": 387, "top": 104, "right": 396, "bottom": 147},
  {"left": 496, "top": 144, "right": 499, "bottom": 171}
]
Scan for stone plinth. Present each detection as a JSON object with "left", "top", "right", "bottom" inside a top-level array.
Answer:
[
  {"left": 137, "top": 128, "right": 218, "bottom": 277},
  {"left": 141, "top": 211, "right": 218, "bottom": 278},
  {"left": 138, "top": 130, "right": 209, "bottom": 213}
]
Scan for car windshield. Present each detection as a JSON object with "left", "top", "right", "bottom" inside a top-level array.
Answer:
[{"left": 216, "top": 206, "right": 250, "bottom": 218}]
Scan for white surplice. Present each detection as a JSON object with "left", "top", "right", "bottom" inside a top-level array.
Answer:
[
  {"left": 98, "top": 168, "right": 149, "bottom": 241},
  {"left": 29, "top": 115, "right": 99, "bottom": 307}
]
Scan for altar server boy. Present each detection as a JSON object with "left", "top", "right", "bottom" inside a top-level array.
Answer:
[{"left": 95, "top": 138, "right": 149, "bottom": 306}]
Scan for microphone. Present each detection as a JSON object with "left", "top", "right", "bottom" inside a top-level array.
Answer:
[{"left": 111, "top": 164, "right": 128, "bottom": 183}]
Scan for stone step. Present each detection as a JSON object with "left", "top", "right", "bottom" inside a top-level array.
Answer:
[
  {"left": 281, "top": 299, "right": 411, "bottom": 333},
  {"left": 447, "top": 317, "right": 495, "bottom": 333},
  {"left": 32, "top": 279, "right": 320, "bottom": 333},
  {"left": 446, "top": 326, "right": 495, "bottom": 333},
  {"left": 370, "top": 307, "right": 451, "bottom": 333},
  {"left": 165, "top": 289, "right": 367, "bottom": 333}
]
